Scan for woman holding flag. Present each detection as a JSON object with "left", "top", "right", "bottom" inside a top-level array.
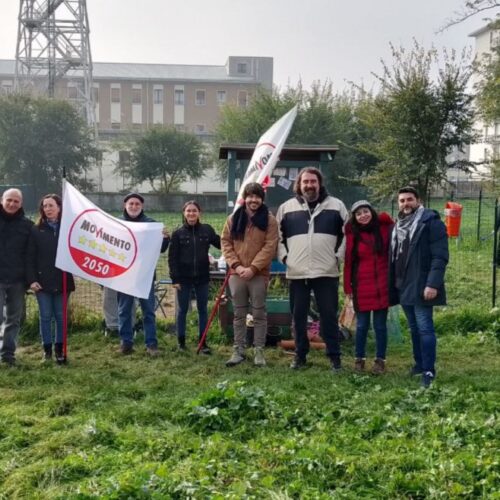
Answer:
[{"left": 27, "top": 194, "right": 74, "bottom": 364}]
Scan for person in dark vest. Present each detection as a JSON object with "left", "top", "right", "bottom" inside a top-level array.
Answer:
[
  {"left": 389, "top": 186, "right": 449, "bottom": 388},
  {"left": 343, "top": 200, "right": 394, "bottom": 374}
]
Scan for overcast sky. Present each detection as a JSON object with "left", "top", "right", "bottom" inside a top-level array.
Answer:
[{"left": 0, "top": 0, "right": 495, "bottom": 90}]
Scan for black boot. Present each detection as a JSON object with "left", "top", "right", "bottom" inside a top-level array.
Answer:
[
  {"left": 178, "top": 337, "right": 186, "bottom": 351},
  {"left": 42, "top": 343, "right": 52, "bottom": 362},
  {"left": 54, "top": 343, "right": 67, "bottom": 365}
]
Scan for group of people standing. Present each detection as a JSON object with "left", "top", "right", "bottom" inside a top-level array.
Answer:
[
  {"left": 0, "top": 167, "right": 448, "bottom": 388},
  {"left": 212, "top": 167, "right": 448, "bottom": 388}
]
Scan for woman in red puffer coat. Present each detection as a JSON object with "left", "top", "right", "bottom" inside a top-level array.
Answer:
[{"left": 343, "top": 200, "right": 394, "bottom": 374}]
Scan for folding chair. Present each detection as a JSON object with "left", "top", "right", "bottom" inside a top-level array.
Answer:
[{"left": 154, "top": 279, "right": 172, "bottom": 317}]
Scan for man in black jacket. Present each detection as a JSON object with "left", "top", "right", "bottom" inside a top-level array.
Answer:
[
  {"left": 117, "top": 193, "right": 169, "bottom": 356},
  {"left": 390, "top": 186, "right": 449, "bottom": 388},
  {"left": 0, "top": 189, "right": 33, "bottom": 366}
]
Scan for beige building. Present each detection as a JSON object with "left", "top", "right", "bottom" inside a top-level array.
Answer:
[
  {"left": 0, "top": 56, "right": 273, "bottom": 192},
  {"left": 468, "top": 24, "right": 500, "bottom": 178}
]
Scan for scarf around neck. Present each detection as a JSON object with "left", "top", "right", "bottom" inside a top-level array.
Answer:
[
  {"left": 392, "top": 205, "right": 424, "bottom": 257},
  {"left": 230, "top": 204, "right": 269, "bottom": 241}
]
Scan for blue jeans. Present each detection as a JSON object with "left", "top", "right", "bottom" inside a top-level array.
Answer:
[
  {"left": 0, "top": 282, "right": 25, "bottom": 362},
  {"left": 355, "top": 308, "right": 388, "bottom": 359},
  {"left": 118, "top": 283, "right": 157, "bottom": 348},
  {"left": 36, "top": 291, "right": 65, "bottom": 345},
  {"left": 176, "top": 282, "right": 209, "bottom": 343},
  {"left": 402, "top": 305, "right": 436, "bottom": 373}
]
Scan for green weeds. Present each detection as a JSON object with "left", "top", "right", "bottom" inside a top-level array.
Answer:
[{"left": 0, "top": 325, "right": 498, "bottom": 498}]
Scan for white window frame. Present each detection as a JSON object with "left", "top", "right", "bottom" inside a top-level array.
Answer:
[
  {"left": 195, "top": 89, "right": 206, "bottom": 106},
  {"left": 216, "top": 90, "right": 226, "bottom": 105},
  {"left": 153, "top": 88, "right": 163, "bottom": 104},
  {"left": 174, "top": 89, "right": 185, "bottom": 105}
]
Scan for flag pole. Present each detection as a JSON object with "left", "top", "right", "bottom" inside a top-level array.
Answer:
[
  {"left": 196, "top": 272, "right": 230, "bottom": 354},
  {"left": 61, "top": 171, "right": 68, "bottom": 363},
  {"left": 198, "top": 106, "right": 297, "bottom": 354}
]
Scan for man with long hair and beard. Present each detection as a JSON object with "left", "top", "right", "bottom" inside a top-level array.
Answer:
[{"left": 276, "top": 167, "right": 348, "bottom": 372}]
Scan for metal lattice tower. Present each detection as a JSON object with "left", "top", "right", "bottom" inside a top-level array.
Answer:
[{"left": 14, "top": 0, "right": 96, "bottom": 129}]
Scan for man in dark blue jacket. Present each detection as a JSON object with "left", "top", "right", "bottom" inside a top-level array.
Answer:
[
  {"left": 390, "top": 186, "right": 449, "bottom": 388},
  {"left": 117, "top": 193, "right": 169, "bottom": 357},
  {"left": 0, "top": 188, "right": 33, "bottom": 366}
]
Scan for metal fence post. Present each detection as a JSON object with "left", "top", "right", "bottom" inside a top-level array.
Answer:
[
  {"left": 493, "top": 198, "right": 498, "bottom": 308},
  {"left": 477, "top": 187, "right": 483, "bottom": 242}
]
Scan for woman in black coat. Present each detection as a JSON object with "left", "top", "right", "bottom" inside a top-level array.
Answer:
[
  {"left": 168, "top": 201, "right": 220, "bottom": 353},
  {"left": 27, "top": 194, "right": 75, "bottom": 363}
]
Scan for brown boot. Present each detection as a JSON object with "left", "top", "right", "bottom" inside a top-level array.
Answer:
[
  {"left": 371, "top": 358, "right": 386, "bottom": 375},
  {"left": 354, "top": 358, "right": 365, "bottom": 372}
]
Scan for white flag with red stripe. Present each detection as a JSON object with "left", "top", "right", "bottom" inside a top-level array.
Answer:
[
  {"left": 55, "top": 180, "right": 163, "bottom": 299},
  {"left": 233, "top": 105, "right": 297, "bottom": 211}
]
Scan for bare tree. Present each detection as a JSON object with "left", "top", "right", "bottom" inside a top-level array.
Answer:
[{"left": 438, "top": 0, "right": 500, "bottom": 32}]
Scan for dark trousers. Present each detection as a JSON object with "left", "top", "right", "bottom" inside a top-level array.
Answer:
[
  {"left": 290, "top": 277, "right": 341, "bottom": 361},
  {"left": 176, "top": 282, "right": 209, "bottom": 343}
]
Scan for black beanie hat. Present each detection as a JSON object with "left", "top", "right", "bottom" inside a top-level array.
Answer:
[{"left": 123, "top": 192, "right": 144, "bottom": 204}]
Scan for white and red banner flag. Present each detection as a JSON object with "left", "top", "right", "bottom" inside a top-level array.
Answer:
[
  {"left": 56, "top": 180, "right": 163, "bottom": 299},
  {"left": 233, "top": 105, "right": 297, "bottom": 211}
]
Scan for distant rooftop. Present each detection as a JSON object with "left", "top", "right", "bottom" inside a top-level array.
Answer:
[
  {"left": 469, "top": 23, "right": 498, "bottom": 38},
  {"left": 0, "top": 57, "right": 273, "bottom": 85}
]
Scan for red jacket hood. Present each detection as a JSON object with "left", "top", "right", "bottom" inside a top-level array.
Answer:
[{"left": 344, "top": 211, "right": 393, "bottom": 235}]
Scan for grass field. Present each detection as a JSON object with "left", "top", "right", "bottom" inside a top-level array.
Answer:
[
  {"left": 0, "top": 324, "right": 498, "bottom": 499},
  {"left": 3, "top": 199, "right": 498, "bottom": 497}
]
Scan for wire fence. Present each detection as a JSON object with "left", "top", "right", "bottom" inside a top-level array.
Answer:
[{"left": 22, "top": 191, "right": 499, "bottom": 330}]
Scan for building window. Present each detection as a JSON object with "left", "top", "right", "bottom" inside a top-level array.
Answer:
[
  {"left": 67, "top": 85, "right": 78, "bottom": 99},
  {"left": 92, "top": 86, "right": 99, "bottom": 103},
  {"left": 111, "top": 87, "right": 121, "bottom": 103},
  {"left": 195, "top": 89, "right": 206, "bottom": 106},
  {"left": 195, "top": 124, "right": 206, "bottom": 134},
  {"left": 119, "top": 150, "right": 131, "bottom": 167},
  {"left": 174, "top": 89, "right": 184, "bottom": 105},
  {"left": 153, "top": 88, "right": 163, "bottom": 104},
  {"left": 1, "top": 83, "right": 13, "bottom": 95},
  {"left": 237, "top": 90, "right": 248, "bottom": 107},
  {"left": 132, "top": 88, "right": 142, "bottom": 104},
  {"left": 216, "top": 90, "right": 226, "bottom": 105},
  {"left": 111, "top": 122, "right": 121, "bottom": 130},
  {"left": 237, "top": 62, "right": 248, "bottom": 74},
  {"left": 490, "top": 30, "right": 500, "bottom": 49}
]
